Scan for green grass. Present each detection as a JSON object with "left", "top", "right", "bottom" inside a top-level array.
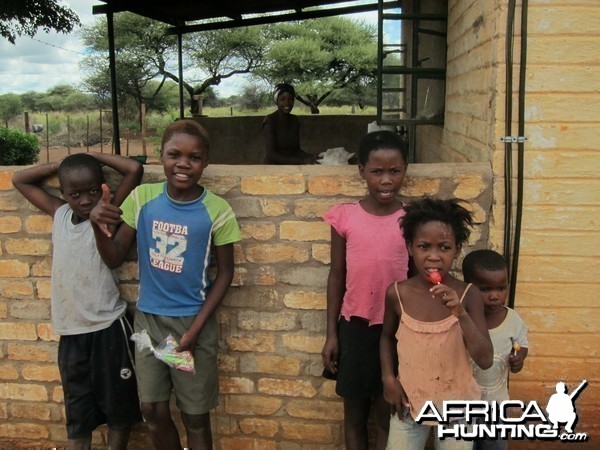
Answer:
[
  {"left": 207, "top": 104, "right": 376, "bottom": 117},
  {"left": 5, "top": 104, "right": 376, "bottom": 148}
]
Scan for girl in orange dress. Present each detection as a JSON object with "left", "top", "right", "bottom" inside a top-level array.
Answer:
[{"left": 380, "top": 198, "right": 493, "bottom": 449}]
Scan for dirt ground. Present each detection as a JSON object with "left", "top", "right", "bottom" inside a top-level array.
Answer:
[{"left": 37, "top": 139, "right": 159, "bottom": 164}]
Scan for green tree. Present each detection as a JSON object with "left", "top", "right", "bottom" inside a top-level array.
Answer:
[
  {"left": 1, "top": 0, "right": 80, "bottom": 44},
  {"left": 0, "top": 93, "right": 23, "bottom": 127},
  {"left": 327, "top": 80, "right": 377, "bottom": 110},
  {"left": 200, "top": 87, "right": 222, "bottom": 108},
  {"left": 260, "top": 17, "right": 377, "bottom": 114},
  {"left": 20, "top": 91, "right": 39, "bottom": 112},
  {"left": 63, "top": 90, "right": 98, "bottom": 112},
  {"left": 81, "top": 13, "right": 176, "bottom": 126},
  {"left": 143, "top": 80, "right": 180, "bottom": 113},
  {"left": 160, "top": 27, "right": 267, "bottom": 114},
  {"left": 41, "top": 85, "right": 78, "bottom": 111},
  {"left": 238, "top": 82, "right": 270, "bottom": 111},
  {"left": 81, "top": 14, "right": 265, "bottom": 117}
]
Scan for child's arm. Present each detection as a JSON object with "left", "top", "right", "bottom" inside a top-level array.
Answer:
[
  {"left": 89, "top": 152, "right": 143, "bottom": 207},
  {"left": 509, "top": 346, "right": 528, "bottom": 373},
  {"left": 381, "top": 283, "right": 409, "bottom": 415},
  {"left": 321, "top": 228, "right": 346, "bottom": 374},
  {"left": 432, "top": 283, "right": 493, "bottom": 369},
  {"left": 461, "top": 287, "right": 493, "bottom": 369},
  {"left": 176, "top": 243, "right": 235, "bottom": 352},
  {"left": 509, "top": 322, "right": 529, "bottom": 373},
  {"left": 90, "top": 185, "right": 137, "bottom": 268},
  {"left": 89, "top": 153, "right": 142, "bottom": 266},
  {"left": 11, "top": 161, "right": 65, "bottom": 217}
]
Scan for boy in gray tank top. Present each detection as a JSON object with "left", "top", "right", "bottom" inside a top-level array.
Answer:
[{"left": 12, "top": 153, "right": 144, "bottom": 450}]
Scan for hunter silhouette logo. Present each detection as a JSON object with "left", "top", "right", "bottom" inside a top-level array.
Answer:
[
  {"left": 546, "top": 379, "right": 587, "bottom": 434},
  {"left": 415, "top": 379, "right": 589, "bottom": 442}
]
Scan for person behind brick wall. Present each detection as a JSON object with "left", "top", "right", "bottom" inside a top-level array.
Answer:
[
  {"left": 380, "top": 197, "right": 493, "bottom": 450},
  {"left": 321, "top": 130, "right": 410, "bottom": 450},
  {"left": 262, "top": 82, "right": 318, "bottom": 164},
  {"left": 12, "top": 153, "right": 144, "bottom": 450},
  {"left": 90, "top": 119, "right": 241, "bottom": 450},
  {"left": 462, "top": 249, "right": 529, "bottom": 450}
]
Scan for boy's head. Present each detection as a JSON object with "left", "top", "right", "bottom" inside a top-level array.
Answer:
[
  {"left": 358, "top": 130, "right": 408, "bottom": 166},
  {"left": 160, "top": 120, "right": 210, "bottom": 200},
  {"left": 58, "top": 153, "right": 105, "bottom": 222},
  {"left": 161, "top": 119, "right": 210, "bottom": 156},
  {"left": 463, "top": 249, "right": 509, "bottom": 309}
]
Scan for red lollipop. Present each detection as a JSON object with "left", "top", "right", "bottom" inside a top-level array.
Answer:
[{"left": 428, "top": 271, "right": 442, "bottom": 284}]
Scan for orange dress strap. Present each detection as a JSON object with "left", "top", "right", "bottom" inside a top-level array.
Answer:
[
  {"left": 393, "top": 281, "right": 404, "bottom": 314},
  {"left": 459, "top": 283, "right": 473, "bottom": 304}
]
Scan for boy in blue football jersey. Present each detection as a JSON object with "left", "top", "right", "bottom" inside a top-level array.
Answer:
[{"left": 91, "top": 120, "right": 241, "bottom": 450}]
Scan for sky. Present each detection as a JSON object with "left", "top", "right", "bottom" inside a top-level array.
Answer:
[
  {"left": 0, "top": 0, "right": 379, "bottom": 97},
  {"left": 0, "top": 0, "right": 97, "bottom": 95}
]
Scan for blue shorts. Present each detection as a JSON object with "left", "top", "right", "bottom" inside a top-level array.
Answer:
[{"left": 58, "top": 315, "right": 142, "bottom": 439}]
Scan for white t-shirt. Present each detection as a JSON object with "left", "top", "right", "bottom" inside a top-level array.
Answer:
[{"left": 472, "top": 306, "right": 529, "bottom": 403}]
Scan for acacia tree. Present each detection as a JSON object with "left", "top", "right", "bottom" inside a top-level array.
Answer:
[
  {"left": 159, "top": 27, "right": 267, "bottom": 114},
  {"left": 0, "top": 93, "right": 23, "bottom": 127},
  {"left": 260, "top": 17, "right": 377, "bottom": 114},
  {"left": 81, "top": 13, "right": 267, "bottom": 116},
  {"left": 1, "top": 0, "right": 80, "bottom": 44},
  {"left": 80, "top": 13, "right": 175, "bottom": 126}
]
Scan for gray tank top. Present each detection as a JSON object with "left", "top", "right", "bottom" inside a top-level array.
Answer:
[{"left": 51, "top": 204, "right": 126, "bottom": 335}]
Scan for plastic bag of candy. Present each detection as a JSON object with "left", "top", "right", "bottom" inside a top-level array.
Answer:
[{"left": 130, "top": 329, "right": 195, "bottom": 373}]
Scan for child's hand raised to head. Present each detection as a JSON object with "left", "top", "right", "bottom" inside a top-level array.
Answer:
[
  {"left": 90, "top": 183, "right": 122, "bottom": 238},
  {"left": 429, "top": 284, "right": 465, "bottom": 318}
]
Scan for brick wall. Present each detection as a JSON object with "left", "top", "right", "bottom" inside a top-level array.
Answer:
[
  {"left": 0, "top": 163, "right": 491, "bottom": 448},
  {"left": 431, "top": 0, "right": 498, "bottom": 164}
]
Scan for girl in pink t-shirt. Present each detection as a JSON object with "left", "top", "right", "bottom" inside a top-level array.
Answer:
[
  {"left": 322, "top": 130, "right": 410, "bottom": 450},
  {"left": 380, "top": 198, "right": 493, "bottom": 449}
]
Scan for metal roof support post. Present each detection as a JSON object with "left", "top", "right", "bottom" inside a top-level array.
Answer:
[
  {"left": 178, "top": 33, "right": 184, "bottom": 119},
  {"left": 107, "top": 11, "right": 121, "bottom": 155}
]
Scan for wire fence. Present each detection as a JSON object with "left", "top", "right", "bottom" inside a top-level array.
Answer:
[{"left": 14, "top": 111, "right": 150, "bottom": 163}]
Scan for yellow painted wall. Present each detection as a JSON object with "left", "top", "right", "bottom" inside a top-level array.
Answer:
[{"left": 444, "top": 0, "right": 600, "bottom": 446}]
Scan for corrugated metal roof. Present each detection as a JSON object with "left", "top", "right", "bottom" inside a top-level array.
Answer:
[{"left": 93, "top": 0, "right": 397, "bottom": 33}]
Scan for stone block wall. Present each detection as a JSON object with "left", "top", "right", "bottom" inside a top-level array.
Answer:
[
  {"left": 0, "top": 162, "right": 491, "bottom": 448},
  {"left": 191, "top": 115, "right": 376, "bottom": 164}
]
